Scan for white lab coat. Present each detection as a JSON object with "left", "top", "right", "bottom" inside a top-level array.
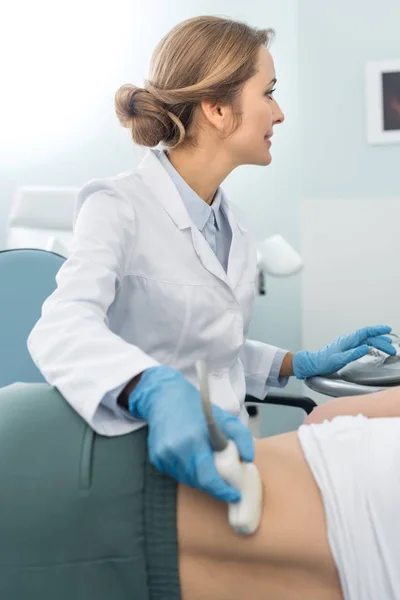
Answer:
[{"left": 28, "top": 150, "right": 282, "bottom": 436}]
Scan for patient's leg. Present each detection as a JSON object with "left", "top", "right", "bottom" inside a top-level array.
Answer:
[
  {"left": 305, "top": 385, "right": 400, "bottom": 424},
  {"left": 177, "top": 431, "right": 342, "bottom": 600}
]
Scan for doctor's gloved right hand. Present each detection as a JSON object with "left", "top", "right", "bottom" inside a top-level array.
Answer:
[{"left": 128, "top": 365, "right": 254, "bottom": 503}]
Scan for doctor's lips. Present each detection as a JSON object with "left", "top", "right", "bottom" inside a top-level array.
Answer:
[{"left": 264, "top": 132, "right": 273, "bottom": 146}]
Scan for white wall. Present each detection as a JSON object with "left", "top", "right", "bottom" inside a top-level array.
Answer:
[
  {"left": 301, "top": 197, "right": 400, "bottom": 404},
  {"left": 299, "top": 0, "right": 400, "bottom": 199}
]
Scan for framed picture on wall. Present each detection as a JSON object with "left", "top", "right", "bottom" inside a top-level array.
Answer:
[{"left": 365, "top": 59, "right": 400, "bottom": 144}]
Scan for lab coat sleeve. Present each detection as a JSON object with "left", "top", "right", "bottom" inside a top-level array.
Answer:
[
  {"left": 27, "top": 182, "right": 159, "bottom": 436},
  {"left": 240, "top": 339, "right": 289, "bottom": 399}
]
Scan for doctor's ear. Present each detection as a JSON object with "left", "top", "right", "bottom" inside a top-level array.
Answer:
[{"left": 200, "top": 100, "right": 231, "bottom": 132}]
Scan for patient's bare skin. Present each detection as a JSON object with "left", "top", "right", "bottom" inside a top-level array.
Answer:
[
  {"left": 305, "top": 385, "right": 400, "bottom": 425},
  {"left": 178, "top": 430, "right": 342, "bottom": 600}
]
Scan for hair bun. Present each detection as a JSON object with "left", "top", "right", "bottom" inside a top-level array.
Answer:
[
  {"left": 114, "top": 84, "right": 184, "bottom": 148},
  {"left": 114, "top": 85, "right": 144, "bottom": 125}
]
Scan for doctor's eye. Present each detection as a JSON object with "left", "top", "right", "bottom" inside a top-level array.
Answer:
[{"left": 265, "top": 88, "right": 276, "bottom": 100}]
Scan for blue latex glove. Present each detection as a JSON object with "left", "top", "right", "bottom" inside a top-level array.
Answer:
[
  {"left": 128, "top": 365, "right": 254, "bottom": 503},
  {"left": 292, "top": 325, "right": 396, "bottom": 380}
]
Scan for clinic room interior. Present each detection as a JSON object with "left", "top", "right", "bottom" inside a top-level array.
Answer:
[{"left": 3, "top": 1, "right": 400, "bottom": 599}]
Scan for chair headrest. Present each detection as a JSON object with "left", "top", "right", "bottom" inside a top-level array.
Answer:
[{"left": 8, "top": 186, "right": 78, "bottom": 230}]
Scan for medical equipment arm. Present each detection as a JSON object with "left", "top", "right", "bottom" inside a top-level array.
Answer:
[
  {"left": 128, "top": 364, "right": 255, "bottom": 504},
  {"left": 27, "top": 185, "right": 159, "bottom": 436},
  {"left": 292, "top": 325, "right": 395, "bottom": 380}
]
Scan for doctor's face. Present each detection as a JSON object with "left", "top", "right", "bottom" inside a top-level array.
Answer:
[{"left": 226, "top": 46, "right": 284, "bottom": 167}]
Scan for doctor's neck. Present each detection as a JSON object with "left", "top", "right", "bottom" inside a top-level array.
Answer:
[{"left": 166, "top": 145, "right": 233, "bottom": 206}]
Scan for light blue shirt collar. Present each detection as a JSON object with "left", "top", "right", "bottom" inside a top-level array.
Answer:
[{"left": 154, "top": 149, "right": 223, "bottom": 231}]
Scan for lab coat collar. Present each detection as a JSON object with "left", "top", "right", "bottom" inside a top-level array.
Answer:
[
  {"left": 191, "top": 198, "right": 249, "bottom": 290},
  {"left": 155, "top": 148, "right": 219, "bottom": 232},
  {"left": 220, "top": 194, "right": 249, "bottom": 288},
  {"left": 137, "top": 149, "right": 192, "bottom": 230},
  {"left": 137, "top": 150, "right": 248, "bottom": 289}
]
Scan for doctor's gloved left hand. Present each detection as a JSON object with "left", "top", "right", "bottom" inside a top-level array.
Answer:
[
  {"left": 292, "top": 325, "right": 396, "bottom": 379},
  {"left": 128, "top": 365, "right": 254, "bottom": 503}
]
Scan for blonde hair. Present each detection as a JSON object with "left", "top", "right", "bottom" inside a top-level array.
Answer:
[{"left": 115, "top": 16, "right": 274, "bottom": 148}]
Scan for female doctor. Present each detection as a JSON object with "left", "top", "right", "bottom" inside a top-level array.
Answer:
[{"left": 28, "top": 15, "right": 395, "bottom": 504}]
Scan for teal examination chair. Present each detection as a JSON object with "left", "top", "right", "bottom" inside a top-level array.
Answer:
[{"left": 0, "top": 248, "right": 65, "bottom": 387}]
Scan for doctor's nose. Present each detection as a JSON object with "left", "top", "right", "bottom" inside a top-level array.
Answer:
[{"left": 273, "top": 101, "right": 285, "bottom": 125}]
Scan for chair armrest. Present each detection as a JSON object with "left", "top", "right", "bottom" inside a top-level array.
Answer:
[{"left": 245, "top": 393, "right": 317, "bottom": 416}]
